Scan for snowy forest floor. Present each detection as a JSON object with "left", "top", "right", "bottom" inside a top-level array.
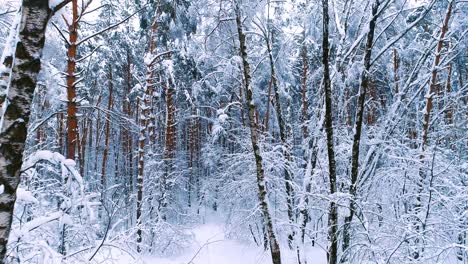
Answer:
[
  {"left": 144, "top": 224, "right": 326, "bottom": 264},
  {"left": 107, "top": 222, "right": 326, "bottom": 264}
]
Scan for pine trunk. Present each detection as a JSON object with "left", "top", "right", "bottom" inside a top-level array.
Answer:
[
  {"left": 65, "top": 0, "right": 79, "bottom": 160},
  {"left": 101, "top": 65, "right": 114, "bottom": 190}
]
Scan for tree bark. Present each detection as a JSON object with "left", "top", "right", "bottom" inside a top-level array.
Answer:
[
  {"left": 301, "top": 44, "right": 309, "bottom": 139},
  {"left": 421, "top": 0, "right": 452, "bottom": 149},
  {"left": 265, "top": 29, "right": 295, "bottom": 249},
  {"left": 101, "top": 65, "right": 114, "bottom": 190},
  {"left": 445, "top": 64, "right": 452, "bottom": 124},
  {"left": 393, "top": 48, "right": 399, "bottom": 95},
  {"left": 322, "top": 0, "right": 338, "bottom": 263},
  {"left": 65, "top": 0, "right": 79, "bottom": 160},
  {"left": 235, "top": 4, "right": 282, "bottom": 264},
  {"left": 0, "top": 0, "right": 53, "bottom": 259},
  {"left": 342, "top": 0, "right": 380, "bottom": 257},
  {"left": 414, "top": 1, "right": 453, "bottom": 259}
]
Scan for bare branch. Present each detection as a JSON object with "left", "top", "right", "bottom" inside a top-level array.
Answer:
[
  {"left": 51, "top": 22, "right": 70, "bottom": 45},
  {"left": 77, "top": 5, "right": 147, "bottom": 46}
]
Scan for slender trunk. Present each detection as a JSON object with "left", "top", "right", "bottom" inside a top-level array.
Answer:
[
  {"left": 188, "top": 106, "right": 196, "bottom": 208},
  {"left": 160, "top": 77, "right": 176, "bottom": 220},
  {"left": 0, "top": 0, "right": 51, "bottom": 259},
  {"left": 137, "top": 10, "right": 161, "bottom": 249},
  {"left": 393, "top": 48, "right": 399, "bottom": 95},
  {"left": 266, "top": 30, "right": 295, "bottom": 248},
  {"left": 80, "top": 117, "right": 88, "bottom": 177},
  {"left": 322, "top": 0, "right": 338, "bottom": 263},
  {"left": 345, "top": 88, "right": 351, "bottom": 127},
  {"left": 235, "top": 5, "right": 282, "bottom": 264},
  {"left": 239, "top": 79, "right": 246, "bottom": 127},
  {"left": 342, "top": 1, "right": 380, "bottom": 256},
  {"left": 136, "top": 93, "right": 147, "bottom": 252},
  {"left": 264, "top": 78, "right": 272, "bottom": 133},
  {"left": 445, "top": 64, "right": 452, "bottom": 124},
  {"left": 101, "top": 65, "right": 114, "bottom": 190},
  {"left": 414, "top": 1, "right": 453, "bottom": 259},
  {"left": 124, "top": 50, "right": 133, "bottom": 193},
  {"left": 301, "top": 44, "right": 309, "bottom": 139},
  {"left": 421, "top": 0, "right": 452, "bottom": 149},
  {"left": 65, "top": 0, "right": 79, "bottom": 160}
]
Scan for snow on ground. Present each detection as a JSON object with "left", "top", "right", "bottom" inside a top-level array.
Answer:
[{"left": 136, "top": 224, "right": 326, "bottom": 264}]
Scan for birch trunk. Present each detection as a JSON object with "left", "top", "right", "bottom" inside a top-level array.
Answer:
[
  {"left": 0, "top": 0, "right": 55, "bottom": 259},
  {"left": 235, "top": 4, "right": 282, "bottom": 264}
]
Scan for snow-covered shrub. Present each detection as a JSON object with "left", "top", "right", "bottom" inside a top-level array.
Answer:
[{"left": 6, "top": 151, "right": 100, "bottom": 264}]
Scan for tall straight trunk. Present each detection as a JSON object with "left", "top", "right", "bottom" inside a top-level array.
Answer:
[
  {"left": 301, "top": 44, "right": 309, "bottom": 139},
  {"left": 342, "top": 0, "right": 380, "bottom": 256},
  {"left": 101, "top": 65, "right": 114, "bottom": 190},
  {"left": 137, "top": 8, "right": 161, "bottom": 249},
  {"left": 123, "top": 50, "right": 133, "bottom": 192},
  {"left": 239, "top": 77, "right": 246, "bottom": 127},
  {"left": 322, "top": 0, "right": 338, "bottom": 263},
  {"left": 136, "top": 124, "right": 145, "bottom": 252},
  {"left": 414, "top": 1, "right": 453, "bottom": 259},
  {"left": 136, "top": 91, "right": 149, "bottom": 252},
  {"left": 235, "top": 5, "right": 282, "bottom": 264},
  {"left": 265, "top": 31, "right": 295, "bottom": 248},
  {"left": 393, "top": 48, "right": 399, "bottom": 95},
  {"left": 445, "top": 64, "right": 452, "bottom": 124},
  {"left": 0, "top": 0, "right": 59, "bottom": 259},
  {"left": 298, "top": 134, "right": 320, "bottom": 264},
  {"left": 421, "top": 0, "right": 453, "bottom": 148},
  {"left": 87, "top": 118, "right": 93, "bottom": 177},
  {"left": 65, "top": 0, "right": 79, "bottom": 160},
  {"left": 159, "top": 78, "right": 176, "bottom": 220},
  {"left": 80, "top": 117, "right": 88, "bottom": 177},
  {"left": 188, "top": 106, "right": 197, "bottom": 208},
  {"left": 263, "top": 78, "right": 272, "bottom": 132}
]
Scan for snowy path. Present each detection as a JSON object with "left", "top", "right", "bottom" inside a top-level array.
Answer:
[{"left": 140, "top": 224, "right": 326, "bottom": 264}]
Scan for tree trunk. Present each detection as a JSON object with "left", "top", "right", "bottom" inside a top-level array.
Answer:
[
  {"left": 160, "top": 77, "right": 177, "bottom": 220},
  {"left": 342, "top": 0, "right": 380, "bottom": 257},
  {"left": 265, "top": 30, "right": 295, "bottom": 249},
  {"left": 235, "top": 4, "right": 282, "bottom": 264},
  {"left": 80, "top": 117, "right": 88, "bottom": 177},
  {"left": 101, "top": 65, "right": 114, "bottom": 190},
  {"left": 445, "top": 64, "right": 452, "bottom": 124},
  {"left": 393, "top": 48, "right": 399, "bottom": 95},
  {"left": 301, "top": 44, "right": 309, "bottom": 139},
  {"left": 65, "top": 0, "right": 79, "bottom": 160},
  {"left": 414, "top": 1, "right": 453, "bottom": 259},
  {"left": 421, "top": 0, "right": 452, "bottom": 149},
  {"left": 0, "top": 0, "right": 52, "bottom": 259},
  {"left": 136, "top": 91, "right": 148, "bottom": 252},
  {"left": 321, "top": 0, "right": 338, "bottom": 263},
  {"left": 263, "top": 78, "right": 272, "bottom": 133}
]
